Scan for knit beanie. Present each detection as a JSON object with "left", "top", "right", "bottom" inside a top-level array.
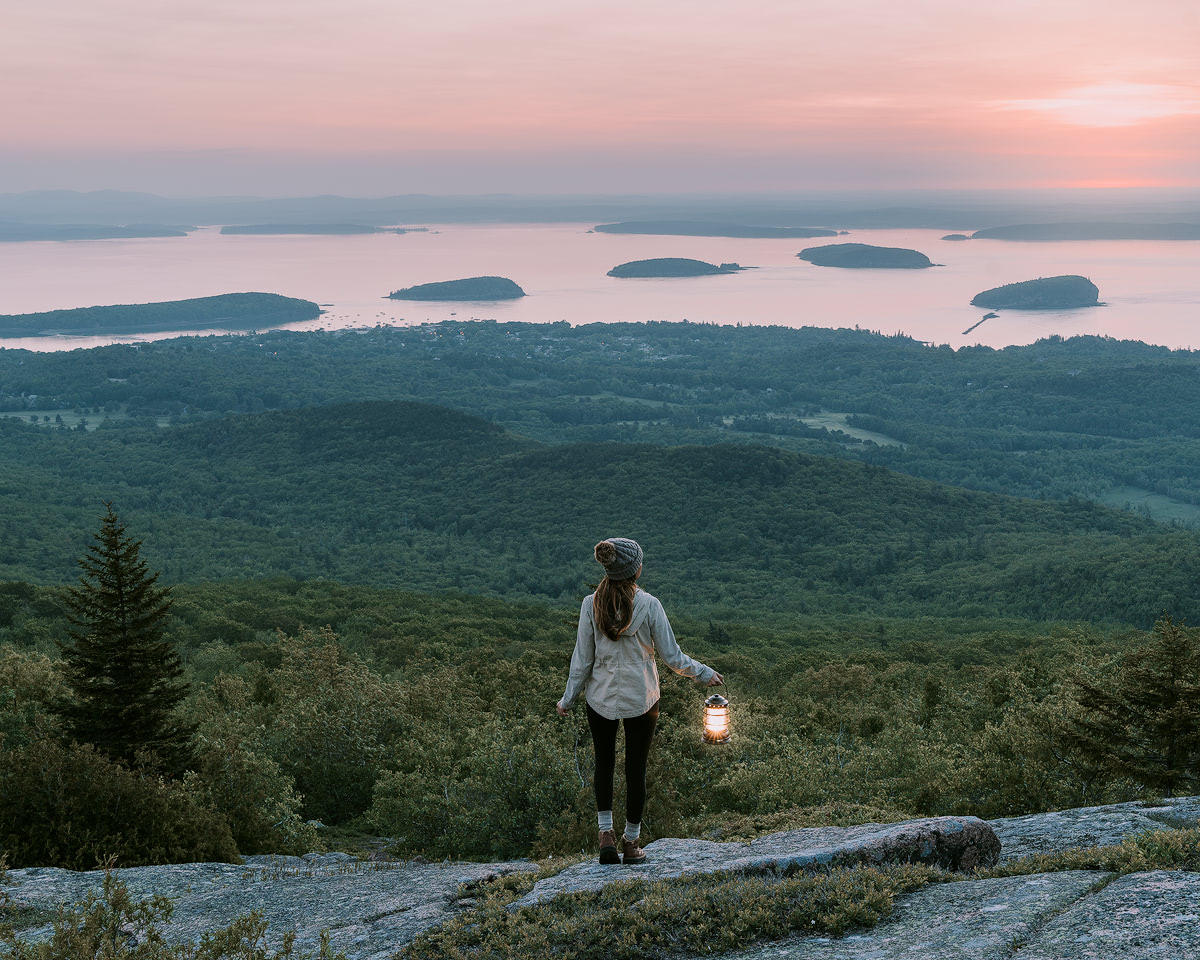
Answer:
[{"left": 594, "top": 538, "right": 643, "bottom": 581}]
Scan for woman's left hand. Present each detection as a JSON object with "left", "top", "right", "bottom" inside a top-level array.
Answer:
[
  {"left": 707, "top": 671, "right": 724, "bottom": 686},
  {"left": 556, "top": 703, "right": 569, "bottom": 717}
]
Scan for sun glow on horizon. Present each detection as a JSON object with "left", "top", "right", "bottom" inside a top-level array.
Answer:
[{"left": 996, "top": 83, "right": 1200, "bottom": 127}]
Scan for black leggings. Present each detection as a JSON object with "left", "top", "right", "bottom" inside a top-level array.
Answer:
[{"left": 586, "top": 701, "right": 660, "bottom": 825}]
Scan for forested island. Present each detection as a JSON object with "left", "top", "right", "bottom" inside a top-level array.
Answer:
[
  {"left": 387, "top": 276, "right": 526, "bottom": 300},
  {"left": 971, "top": 275, "right": 1101, "bottom": 309},
  {"left": 797, "top": 243, "right": 934, "bottom": 268},
  {"left": 0, "top": 223, "right": 190, "bottom": 241},
  {"left": 594, "top": 221, "right": 838, "bottom": 238},
  {"left": 0, "top": 292, "right": 321, "bottom": 337},
  {"left": 219, "top": 224, "right": 409, "bottom": 235},
  {"left": 970, "top": 222, "right": 1200, "bottom": 241},
  {"left": 607, "top": 258, "right": 743, "bottom": 278}
]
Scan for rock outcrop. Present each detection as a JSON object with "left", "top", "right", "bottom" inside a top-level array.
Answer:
[
  {"left": 593, "top": 221, "right": 838, "bottom": 239},
  {"left": 5, "top": 798, "right": 1200, "bottom": 959},
  {"left": 3, "top": 854, "right": 536, "bottom": 960},
  {"left": 990, "top": 796, "right": 1200, "bottom": 861}
]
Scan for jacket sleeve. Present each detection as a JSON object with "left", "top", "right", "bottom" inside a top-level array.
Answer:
[
  {"left": 559, "top": 597, "right": 597, "bottom": 710},
  {"left": 648, "top": 598, "right": 715, "bottom": 683}
]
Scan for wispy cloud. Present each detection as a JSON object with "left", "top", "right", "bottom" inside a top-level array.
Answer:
[{"left": 995, "top": 83, "right": 1200, "bottom": 126}]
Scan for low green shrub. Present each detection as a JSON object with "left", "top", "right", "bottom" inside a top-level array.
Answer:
[
  {"left": 0, "top": 735, "right": 237, "bottom": 869},
  {"left": 399, "top": 862, "right": 940, "bottom": 960}
]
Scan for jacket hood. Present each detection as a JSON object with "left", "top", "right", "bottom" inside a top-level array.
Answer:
[{"left": 621, "top": 589, "right": 653, "bottom": 637}]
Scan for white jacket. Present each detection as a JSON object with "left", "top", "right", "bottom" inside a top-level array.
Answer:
[{"left": 559, "top": 589, "right": 715, "bottom": 720}]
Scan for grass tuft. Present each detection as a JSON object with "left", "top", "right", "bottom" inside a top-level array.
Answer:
[
  {"left": 977, "top": 825, "right": 1200, "bottom": 879},
  {"left": 401, "top": 863, "right": 941, "bottom": 960}
]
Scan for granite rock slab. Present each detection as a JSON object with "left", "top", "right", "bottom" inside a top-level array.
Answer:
[
  {"left": 719, "top": 870, "right": 1109, "bottom": 959},
  {"left": 515, "top": 816, "right": 999, "bottom": 908},
  {"left": 991, "top": 796, "right": 1200, "bottom": 863},
  {"left": 3, "top": 853, "right": 537, "bottom": 960},
  {"left": 1016, "top": 870, "right": 1200, "bottom": 958}
]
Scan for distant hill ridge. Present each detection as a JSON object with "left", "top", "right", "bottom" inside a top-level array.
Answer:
[
  {"left": 971, "top": 222, "right": 1200, "bottom": 241},
  {"left": 594, "top": 220, "right": 838, "bottom": 238}
]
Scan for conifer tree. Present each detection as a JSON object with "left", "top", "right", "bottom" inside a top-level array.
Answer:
[
  {"left": 1066, "top": 614, "right": 1200, "bottom": 797},
  {"left": 57, "top": 503, "right": 194, "bottom": 774}
]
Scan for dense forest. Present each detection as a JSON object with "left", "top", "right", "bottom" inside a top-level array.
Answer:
[
  {"left": 0, "top": 400, "right": 1194, "bottom": 623},
  {"left": 3, "top": 319, "right": 1200, "bottom": 873},
  {"left": 3, "top": 321, "right": 1200, "bottom": 511}
]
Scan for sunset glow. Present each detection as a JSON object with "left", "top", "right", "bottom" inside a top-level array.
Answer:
[{"left": 1, "top": 0, "right": 1197, "bottom": 195}]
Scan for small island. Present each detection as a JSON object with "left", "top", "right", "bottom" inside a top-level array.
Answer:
[
  {"left": 221, "top": 224, "right": 412, "bottom": 236},
  {"left": 970, "top": 222, "right": 1200, "bottom": 241},
  {"left": 388, "top": 277, "right": 526, "bottom": 301},
  {"left": 0, "top": 223, "right": 190, "bottom": 242},
  {"left": 607, "top": 258, "right": 743, "bottom": 278},
  {"left": 594, "top": 221, "right": 838, "bottom": 239},
  {"left": 942, "top": 234, "right": 971, "bottom": 241},
  {"left": 796, "top": 243, "right": 935, "bottom": 269},
  {"left": 971, "top": 275, "right": 1101, "bottom": 309},
  {"left": 0, "top": 292, "right": 320, "bottom": 338}
]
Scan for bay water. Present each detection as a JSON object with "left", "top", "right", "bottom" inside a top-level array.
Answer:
[{"left": 2, "top": 223, "right": 1198, "bottom": 351}]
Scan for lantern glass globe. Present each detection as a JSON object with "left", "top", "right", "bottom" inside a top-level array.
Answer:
[{"left": 703, "top": 693, "right": 730, "bottom": 744}]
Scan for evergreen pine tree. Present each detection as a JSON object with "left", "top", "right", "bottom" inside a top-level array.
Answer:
[
  {"left": 58, "top": 503, "right": 194, "bottom": 774},
  {"left": 1066, "top": 614, "right": 1200, "bottom": 797}
]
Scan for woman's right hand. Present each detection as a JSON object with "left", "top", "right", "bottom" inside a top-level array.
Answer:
[{"left": 707, "top": 671, "right": 724, "bottom": 686}]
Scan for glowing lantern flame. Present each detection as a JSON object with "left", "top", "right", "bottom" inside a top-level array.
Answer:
[{"left": 702, "top": 693, "right": 731, "bottom": 744}]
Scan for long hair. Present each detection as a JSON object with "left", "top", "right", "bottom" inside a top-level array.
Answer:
[{"left": 594, "top": 575, "right": 638, "bottom": 640}]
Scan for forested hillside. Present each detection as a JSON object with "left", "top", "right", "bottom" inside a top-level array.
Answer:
[
  {"left": 3, "top": 321, "right": 1199, "bottom": 510},
  {"left": 0, "top": 400, "right": 1194, "bottom": 624},
  {"left": 5, "top": 321, "right": 1200, "bottom": 871}
]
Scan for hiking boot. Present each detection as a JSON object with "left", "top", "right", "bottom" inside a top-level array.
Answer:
[
  {"left": 622, "top": 834, "right": 646, "bottom": 865},
  {"left": 598, "top": 829, "right": 620, "bottom": 865}
]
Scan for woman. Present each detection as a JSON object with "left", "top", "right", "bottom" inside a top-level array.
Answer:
[{"left": 557, "top": 537, "right": 723, "bottom": 865}]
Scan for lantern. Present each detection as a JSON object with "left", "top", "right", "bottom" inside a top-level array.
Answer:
[{"left": 702, "top": 693, "right": 731, "bottom": 744}]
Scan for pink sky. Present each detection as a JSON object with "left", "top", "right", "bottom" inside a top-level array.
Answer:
[{"left": 2, "top": 0, "right": 1198, "bottom": 196}]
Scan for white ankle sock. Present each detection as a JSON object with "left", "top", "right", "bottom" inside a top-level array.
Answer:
[
  {"left": 624, "top": 821, "right": 641, "bottom": 841},
  {"left": 597, "top": 811, "right": 613, "bottom": 832}
]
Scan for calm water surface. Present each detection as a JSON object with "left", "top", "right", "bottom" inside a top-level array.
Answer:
[{"left": 2, "top": 224, "right": 1198, "bottom": 351}]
